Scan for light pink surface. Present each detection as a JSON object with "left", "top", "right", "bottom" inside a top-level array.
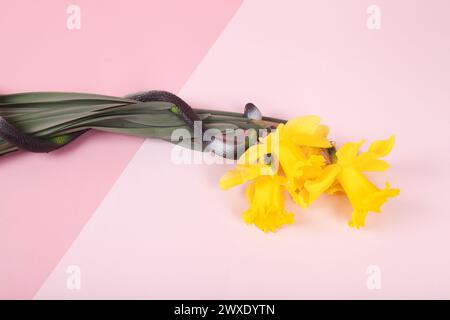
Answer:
[
  {"left": 0, "top": 0, "right": 243, "bottom": 298},
  {"left": 34, "top": 0, "right": 450, "bottom": 299}
]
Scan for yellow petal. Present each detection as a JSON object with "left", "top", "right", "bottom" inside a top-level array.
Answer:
[
  {"left": 326, "top": 180, "right": 344, "bottom": 195},
  {"left": 369, "top": 135, "right": 395, "bottom": 158},
  {"left": 304, "top": 164, "right": 341, "bottom": 203},
  {"left": 283, "top": 115, "right": 331, "bottom": 148},
  {"left": 368, "top": 182, "right": 400, "bottom": 213},
  {"left": 278, "top": 141, "right": 305, "bottom": 180},
  {"left": 315, "top": 125, "right": 330, "bottom": 139},
  {"left": 219, "top": 164, "right": 273, "bottom": 190},
  {"left": 277, "top": 142, "right": 330, "bottom": 207},
  {"left": 287, "top": 186, "right": 309, "bottom": 208},
  {"left": 348, "top": 209, "right": 368, "bottom": 229},
  {"left": 354, "top": 152, "right": 390, "bottom": 172},
  {"left": 336, "top": 140, "right": 365, "bottom": 166},
  {"left": 296, "top": 154, "right": 326, "bottom": 179},
  {"left": 288, "top": 133, "right": 331, "bottom": 148},
  {"left": 284, "top": 115, "right": 322, "bottom": 135}
]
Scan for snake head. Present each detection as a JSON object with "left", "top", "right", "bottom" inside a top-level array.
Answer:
[{"left": 244, "top": 103, "right": 262, "bottom": 120}]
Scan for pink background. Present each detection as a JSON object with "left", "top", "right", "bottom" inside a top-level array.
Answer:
[{"left": 1, "top": 0, "right": 450, "bottom": 299}]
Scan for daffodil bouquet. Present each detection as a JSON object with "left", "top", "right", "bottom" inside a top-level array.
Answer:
[{"left": 0, "top": 91, "right": 399, "bottom": 232}]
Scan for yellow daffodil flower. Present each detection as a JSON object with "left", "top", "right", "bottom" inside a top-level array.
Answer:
[
  {"left": 219, "top": 162, "right": 293, "bottom": 232},
  {"left": 330, "top": 136, "right": 400, "bottom": 228},
  {"left": 243, "top": 175, "right": 294, "bottom": 232},
  {"left": 220, "top": 115, "right": 338, "bottom": 231},
  {"left": 239, "top": 116, "right": 334, "bottom": 208}
]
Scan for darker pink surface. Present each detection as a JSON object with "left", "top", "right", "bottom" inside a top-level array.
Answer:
[{"left": 0, "top": 0, "right": 242, "bottom": 298}]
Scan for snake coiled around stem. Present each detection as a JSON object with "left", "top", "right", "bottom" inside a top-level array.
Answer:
[{"left": 0, "top": 90, "right": 266, "bottom": 159}]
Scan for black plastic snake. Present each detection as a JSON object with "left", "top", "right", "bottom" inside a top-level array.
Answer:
[{"left": 0, "top": 90, "right": 263, "bottom": 159}]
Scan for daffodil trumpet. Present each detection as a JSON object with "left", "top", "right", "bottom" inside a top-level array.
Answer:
[{"left": 0, "top": 90, "right": 398, "bottom": 232}]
